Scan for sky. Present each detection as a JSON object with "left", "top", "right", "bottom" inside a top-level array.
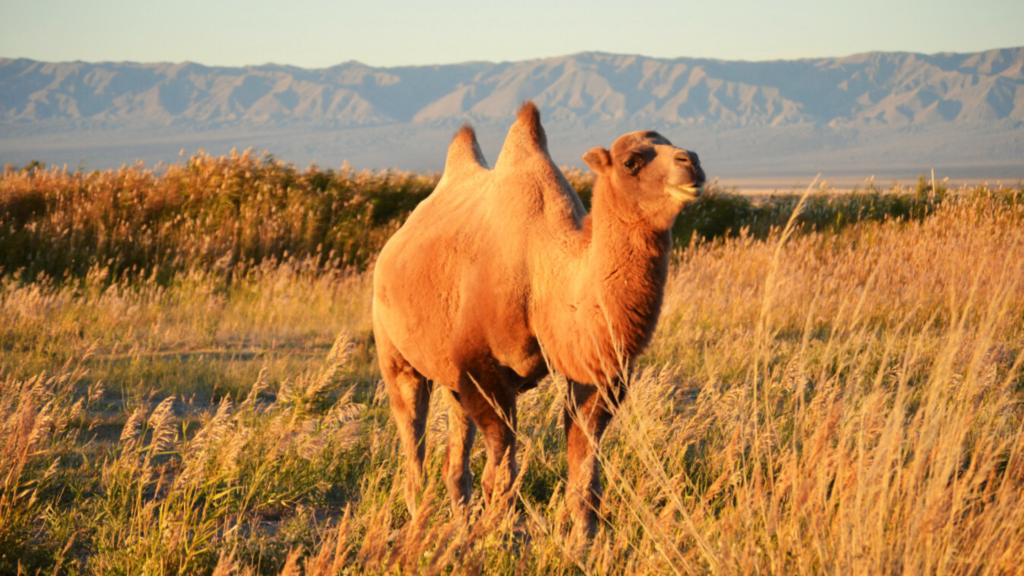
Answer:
[{"left": 2, "top": 0, "right": 1023, "bottom": 68}]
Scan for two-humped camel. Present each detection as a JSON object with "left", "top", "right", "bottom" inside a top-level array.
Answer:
[{"left": 373, "top": 101, "right": 704, "bottom": 533}]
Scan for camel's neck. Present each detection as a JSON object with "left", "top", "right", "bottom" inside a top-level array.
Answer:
[
  {"left": 537, "top": 181, "right": 673, "bottom": 384},
  {"left": 588, "top": 184, "right": 674, "bottom": 358}
]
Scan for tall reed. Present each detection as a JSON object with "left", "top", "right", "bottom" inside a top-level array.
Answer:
[{"left": 1, "top": 152, "right": 437, "bottom": 282}]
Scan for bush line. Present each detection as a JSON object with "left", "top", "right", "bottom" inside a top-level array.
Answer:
[{"left": 3, "top": 153, "right": 1021, "bottom": 284}]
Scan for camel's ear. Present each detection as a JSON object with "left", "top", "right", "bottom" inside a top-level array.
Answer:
[{"left": 583, "top": 147, "right": 611, "bottom": 175}]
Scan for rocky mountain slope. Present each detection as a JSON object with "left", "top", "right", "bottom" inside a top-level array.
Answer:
[{"left": 1, "top": 49, "right": 1022, "bottom": 176}]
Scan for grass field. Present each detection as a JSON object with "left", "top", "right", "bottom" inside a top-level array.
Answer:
[{"left": 2, "top": 156, "right": 1024, "bottom": 574}]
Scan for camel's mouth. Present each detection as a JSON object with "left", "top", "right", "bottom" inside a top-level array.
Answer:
[{"left": 666, "top": 183, "right": 703, "bottom": 202}]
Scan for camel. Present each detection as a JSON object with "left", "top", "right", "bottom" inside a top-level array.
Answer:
[{"left": 372, "top": 101, "right": 704, "bottom": 533}]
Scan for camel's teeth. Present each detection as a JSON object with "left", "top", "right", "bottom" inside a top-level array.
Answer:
[{"left": 666, "top": 183, "right": 702, "bottom": 201}]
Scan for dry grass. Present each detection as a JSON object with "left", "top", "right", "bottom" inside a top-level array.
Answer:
[
  {"left": 2, "top": 154, "right": 966, "bottom": 284},
  {"left": 1, "top": 151, "right": 437, "bottom": 281},
  {"left": 1, "top": 171, "right": 1023, "bottom": 574},
  {"left": 0, "top": 257, "right": 376, "bottom": 401}
]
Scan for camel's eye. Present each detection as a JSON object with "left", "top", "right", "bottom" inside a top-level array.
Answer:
[{"left": 623, "top": 157, "right": 640, "bottom": 173}]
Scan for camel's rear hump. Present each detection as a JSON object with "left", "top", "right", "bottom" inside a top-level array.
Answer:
[{"left": 443, "top": 125, "right": 489, "bottom": 176}]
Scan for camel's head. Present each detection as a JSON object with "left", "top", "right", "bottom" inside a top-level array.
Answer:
[{"left": 582, "top": 131, "right": 705, "bottom": 229}]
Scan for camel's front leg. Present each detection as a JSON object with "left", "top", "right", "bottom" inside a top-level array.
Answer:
[{"left": 564, "top": 379, "right": 621, "bottom": 535}]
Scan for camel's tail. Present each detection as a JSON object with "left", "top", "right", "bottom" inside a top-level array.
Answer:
[
  {"left": 495, "top": 101, "right": 552, "bottom": 172},
  {"left": 444, "top": 124, "right": 489, "bottom": 174}
]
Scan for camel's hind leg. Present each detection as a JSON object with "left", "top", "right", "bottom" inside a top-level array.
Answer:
[
  {"left": 440, "top": 388, "right": 477, "bottom": 510},
  {"left": 457, "top": 361, "right": 518, "bottom": 508},
  {"left": 375, "top": 325, "right": 432, "bottom": 517}
]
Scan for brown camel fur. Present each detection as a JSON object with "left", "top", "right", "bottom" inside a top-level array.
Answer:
[{"left": 372, "top": 101, "right": 704, "bottom": 533}]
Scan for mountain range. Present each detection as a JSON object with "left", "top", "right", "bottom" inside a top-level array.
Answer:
[{"left": 1, "top": 49, "right": 1022, "bottom": 181}]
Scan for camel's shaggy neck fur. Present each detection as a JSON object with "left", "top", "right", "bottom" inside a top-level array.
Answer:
[{"left": 533, "top": 176, "right": 674, "bottom": 384}]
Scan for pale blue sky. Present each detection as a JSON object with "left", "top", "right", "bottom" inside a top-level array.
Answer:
[{"left": 2, "top": 0, "right": 1022, "bottom": 67}]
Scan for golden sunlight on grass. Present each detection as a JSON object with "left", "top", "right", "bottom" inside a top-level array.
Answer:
[{"left": 1, "top": 158, "right": 1023, "bottom": 574}]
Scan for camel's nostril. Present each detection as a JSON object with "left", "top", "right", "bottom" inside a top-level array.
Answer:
[{"left": 675, "top": 154, "right": 691, "bottom": 164}]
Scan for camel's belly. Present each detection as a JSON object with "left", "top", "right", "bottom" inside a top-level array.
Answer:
[
  {"left": 376, "top": 281, "right": 550, "bottom": 393},
  {"left": 483, "top": 329, "right": 548, "bottom": 391}
]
